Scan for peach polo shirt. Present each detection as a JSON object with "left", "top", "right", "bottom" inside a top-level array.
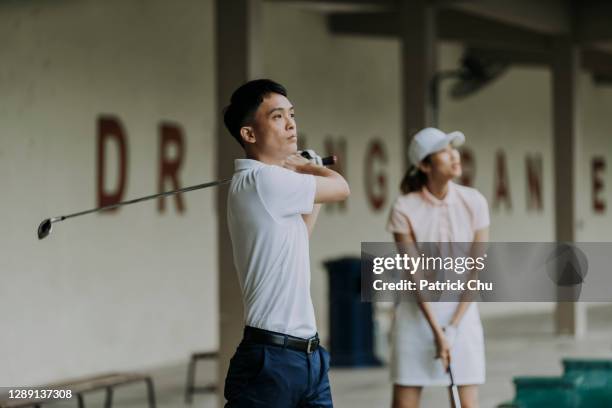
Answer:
[{"left": 387, "top": 181, "right": 489, "bottom": 242}]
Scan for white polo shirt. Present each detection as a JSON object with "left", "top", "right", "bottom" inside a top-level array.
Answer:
[{"left": 227, "top": 158, "right": 317, "bottom": 339}]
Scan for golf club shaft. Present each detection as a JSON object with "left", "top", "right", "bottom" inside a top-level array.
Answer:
[
  {"left": 448, "top": 365, "right": 462, "bottom": 408},
  {"left": 61, "top": 178, "right": 232, "bottom": 221},
  {"left": 61, "top": 154, "right": 336, "bottom": 220},
  {"left": 38, "top": 153, "right": 338, "bottom": 239}
]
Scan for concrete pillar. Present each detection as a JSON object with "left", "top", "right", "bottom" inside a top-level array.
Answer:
[
  {"left": 215, "top": 0, "right": 262, "bottom": 405},
  {"left": 399, "top": 0, "right": 437, "bottom": 171},
  {"left": 552, "top": 37, "right": 586, "bottom": 337}
]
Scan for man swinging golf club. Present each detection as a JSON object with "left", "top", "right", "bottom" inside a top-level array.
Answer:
[{"left": 222, "top": 79, "right": 349, "bottom": 407}]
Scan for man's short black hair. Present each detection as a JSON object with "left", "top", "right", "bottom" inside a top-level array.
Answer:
[{"left": 223, "top": 79, "right": 288, "bottom": 148}]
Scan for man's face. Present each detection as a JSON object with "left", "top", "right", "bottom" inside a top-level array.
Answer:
[{"left": 249, "top": 93, "right": 298, "bottom": 159}]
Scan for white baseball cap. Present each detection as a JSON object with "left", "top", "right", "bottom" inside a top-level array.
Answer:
[{"left": 408, "top": 127, "right": 465, "bottom": 165}]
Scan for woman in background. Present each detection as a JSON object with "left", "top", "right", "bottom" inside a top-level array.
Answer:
[{"left": 387, "top": 127, "right": 490, "bottom": 408}]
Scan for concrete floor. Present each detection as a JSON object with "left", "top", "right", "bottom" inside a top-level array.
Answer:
[{"left": 45, "top": 305, "right": 612, "bottom": 408}]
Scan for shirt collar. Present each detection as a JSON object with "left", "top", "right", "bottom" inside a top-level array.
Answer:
[
  {"left": 234, "top": 158, "right": 267, "bottom": 172},
  {"left": 421, "top": 181, "right": 457, "bottom": 206}
]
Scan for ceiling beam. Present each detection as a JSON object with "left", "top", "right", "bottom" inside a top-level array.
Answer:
[
  {"left": 468, "top": 47, "right": 612, "bottom": 76},
  {"left": 328, "top": 11, "right": 612, "bottom": 76},
  {"left": 437, "top": 9, "right": 554, "bottom": 52},
  {"left": 328, "top": 9, "right": 554, "bottom": 52},
  {"left": 447, "top": 0, "right": 570, "bottom": 35},
  {"left": 265, "top": 0, "right": 393, "bottom": 13},
  {"left": 328, "top": 12, "right": 397, "bottom": 37},
  {"left": 467, "top": 47, "right": 552, "bottom": 67},
  {"left": 582, "top": 48, "right": 612, "bottom": 76},
  {"left": 576, "top": 2, "right": 612, "bottom": 43},
  {"left": 266, "top": 0, "right": 391, "bottom": 5}
]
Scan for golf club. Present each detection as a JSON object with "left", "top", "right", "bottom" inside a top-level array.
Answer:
[
  {"left": 37, "top": 152, "right": 337, "bottom": 240},
  {"left": 448, "top": 363, "right": 462, "bottom": 408}
]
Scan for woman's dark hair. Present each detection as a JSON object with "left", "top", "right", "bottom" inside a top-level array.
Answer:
[
  {"left": 400, "top": 155, "right": 432, "bottom": 194},
  {"left": 223, "top": 79, "right": 288, "bottom": 148}
]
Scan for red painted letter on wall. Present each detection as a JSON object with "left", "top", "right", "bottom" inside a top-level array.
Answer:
[
  {"left": 365, "top": 139, "right": 388, "bottom": 212},
  {"left": 592, "top": 156, "right": 606, "bottom": 214},
  {"left": 526, "top": 154, "right": 543, "bottom": 211},
  {"left": 97, "top": 116, "right": 128, "bottom": 211},
  {"left": 158, "top": 122, "right": 186, "bottom": 213},
  {"left": 493, "top": 150, "right": 512, "bottom": 210},
  {"left": 459, "top": 147, "right": 475, "bottom": 187}
]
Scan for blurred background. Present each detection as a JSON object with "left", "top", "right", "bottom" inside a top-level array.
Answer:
[{"left": 2, "top": 0, "right": 612, "bottom": 407}]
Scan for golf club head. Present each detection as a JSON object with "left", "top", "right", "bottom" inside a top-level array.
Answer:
[{"left": 37, "top": 218, "right": 53, "bottom": 240}]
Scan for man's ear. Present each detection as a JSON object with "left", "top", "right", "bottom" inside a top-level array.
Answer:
[{"left": 240, "top": 126, "right": 256, "bottom": 145}]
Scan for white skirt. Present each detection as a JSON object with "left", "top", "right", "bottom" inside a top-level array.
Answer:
[{"left": 390, "top": 302, "right": 485, "bottom": 386}]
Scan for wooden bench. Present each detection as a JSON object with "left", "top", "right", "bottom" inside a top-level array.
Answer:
[
  {"left": 184, "top": 352, "right": 217, "bottom": 404},
  {"left": 0, "top": 372, "right": 156, "bottom": 408}
]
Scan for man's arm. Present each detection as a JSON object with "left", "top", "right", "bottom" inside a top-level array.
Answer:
[
  {"left": 283, "top": 154, "right": 350, "bottom": 235},
  {"left": 283, "top": 153, "right": 350, "bottom": 202},
  {"left": 302, "top": 204, "right": 321, "bottom": 236}
]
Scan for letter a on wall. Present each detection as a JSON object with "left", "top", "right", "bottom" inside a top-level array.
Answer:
[{"left": 493, "top": 150, "right": 512, "bottom": 210}]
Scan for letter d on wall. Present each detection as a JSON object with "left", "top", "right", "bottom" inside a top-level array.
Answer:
[{"left": 97, "top": 116, "right": 128, "bottom": 211}]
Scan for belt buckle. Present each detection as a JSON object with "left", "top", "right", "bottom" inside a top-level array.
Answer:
[{"left": 306, "top": 338, "right": 317, "bottom": 354}]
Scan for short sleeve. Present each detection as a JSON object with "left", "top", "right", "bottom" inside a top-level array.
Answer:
[
  {"left": 472, "top": 191, "right": 490, "bottom": 230},
  {"left": 256, "top": 165, "right": 316, "bottom": 219},
  {"left": 386, "top": 197, "right": 413, "bottom": 235}
]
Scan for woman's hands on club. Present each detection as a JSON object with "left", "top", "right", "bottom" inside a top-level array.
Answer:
[{"left": 434, "top": 328, "right": 452, "bottom": 372}]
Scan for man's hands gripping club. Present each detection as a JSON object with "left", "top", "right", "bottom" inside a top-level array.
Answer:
[{"left": 282, "top": 152, "right": 350, "bottom": 204}]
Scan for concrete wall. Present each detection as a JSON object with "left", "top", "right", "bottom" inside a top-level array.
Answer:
[{"left": 1, "top": 0, "right": 217, "bottom": 385}]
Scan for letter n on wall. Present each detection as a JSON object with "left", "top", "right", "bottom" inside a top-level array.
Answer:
[{"left": 526, "top": 154, "right": 543, "bottom": 211}]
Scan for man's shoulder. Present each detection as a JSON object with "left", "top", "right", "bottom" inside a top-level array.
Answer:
[
  {"left": 257, "top": 163, "right": 295, "bottom": 178},
  {"left": 255, "top": 164, "right": 313, "bottom": 190}
]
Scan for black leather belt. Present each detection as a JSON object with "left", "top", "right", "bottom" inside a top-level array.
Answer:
[{"left": 243, "top": 326, "right": 320, "bottom": 354}]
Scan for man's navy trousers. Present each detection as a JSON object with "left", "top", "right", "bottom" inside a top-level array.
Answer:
[{"left": 224, "top": 327, "right": 333, "bottom": 407}]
